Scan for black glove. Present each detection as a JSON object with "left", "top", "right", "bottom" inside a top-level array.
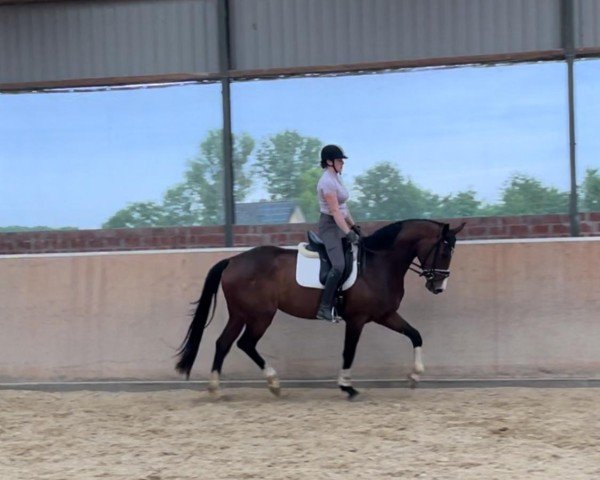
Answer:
[
  {"left": 351, "top": 225, "right": 362, "bottom": 237},
  {"left": 345, "top": 230, "right": 360, "bottom": 245}
]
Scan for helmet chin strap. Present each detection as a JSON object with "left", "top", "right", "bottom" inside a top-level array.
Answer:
[{"left": 329, "top": 160, "right": 341, "bottom": 175}]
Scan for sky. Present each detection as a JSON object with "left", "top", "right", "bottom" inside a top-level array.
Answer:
[{"left": 1, "top": 59, "right": 599, "bottom": 229}]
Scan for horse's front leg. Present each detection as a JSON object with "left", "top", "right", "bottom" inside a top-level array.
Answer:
[
  {"left": 338, "top": 319, "right": 366, "bottom": 400},
  {"left": 375, "top": 311, "right": 424, "bottom": 387}
]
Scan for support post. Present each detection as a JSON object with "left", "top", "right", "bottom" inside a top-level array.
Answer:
[
  {"left": 218, "top": 0, "right": 235, "bottom": 246},
  {"left": 561, "top": 0, "right": 580, "bottom": 236}
]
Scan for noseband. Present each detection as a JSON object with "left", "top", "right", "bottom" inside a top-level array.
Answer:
[{"left": 409, "top": 234, "right": 452, "bottom": 281}]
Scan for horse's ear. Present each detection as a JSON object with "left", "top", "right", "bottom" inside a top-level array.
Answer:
[{"left": 451, "top": 222, "right": 466, "bottom": 235}]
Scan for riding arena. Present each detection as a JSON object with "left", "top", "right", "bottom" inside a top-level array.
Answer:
[
  {"left": 2, "top": 0, "right": 600, "bottom": 478},
  {"left": 2, "top": 227, "right": 599, "bottom": 478}
]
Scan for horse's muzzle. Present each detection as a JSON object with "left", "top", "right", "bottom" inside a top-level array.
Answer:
[{"left": 426, "top": 277, "right": 448, "bottom": 294}]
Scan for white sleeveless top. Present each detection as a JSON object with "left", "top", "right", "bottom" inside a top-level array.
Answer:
[{"left": 317, "top": 170, "right": 350, "bottom": 217}]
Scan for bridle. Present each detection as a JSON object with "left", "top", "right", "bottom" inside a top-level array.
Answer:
[
  {"left": 357, "top": 223, "right": 454, "bottom": 280},
  {"left": 408, "top": 233, "right": 453, "bottom": 281}
]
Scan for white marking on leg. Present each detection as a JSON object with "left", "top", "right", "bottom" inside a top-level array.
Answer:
[
  {"left": 414, "top": 346, "right": 425, "bottom": 373},
  {"left": 264, "top": 364, "right": 281, "bottom": 396},
  {"left": 264, "top": 364, "right": 277, "bottom": 379},
  {"left": 338, "top": 368, "right": 352, "bottom": 387}
]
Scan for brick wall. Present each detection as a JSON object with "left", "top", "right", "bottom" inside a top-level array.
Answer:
[{"left": 1, "top": 212, "right": 599, "bottom": 255}]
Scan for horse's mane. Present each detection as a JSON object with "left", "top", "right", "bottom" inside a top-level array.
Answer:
[{"left": 363, "top": 219, "right": 445, "bottom": 251}]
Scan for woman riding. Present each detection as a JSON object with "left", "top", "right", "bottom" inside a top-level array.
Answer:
[{"left": 316, "top": 144, "right": 361, "bottom": 322}]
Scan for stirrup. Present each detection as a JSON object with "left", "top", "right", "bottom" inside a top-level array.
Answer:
[{"left": 316, "top": 306, "right": 340, "bottom": 323}]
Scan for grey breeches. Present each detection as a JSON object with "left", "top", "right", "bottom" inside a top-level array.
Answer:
[{"left": 318, "top": 213, "right": 346, "bottom": 273}]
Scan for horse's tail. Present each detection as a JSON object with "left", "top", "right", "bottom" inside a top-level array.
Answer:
[{"left": 175, "top": 258, "right": 230, "bottom": 379}]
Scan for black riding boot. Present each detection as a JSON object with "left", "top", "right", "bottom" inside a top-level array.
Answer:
[{"left": 316, "top": 269, "right": 342, "bottom": 322}]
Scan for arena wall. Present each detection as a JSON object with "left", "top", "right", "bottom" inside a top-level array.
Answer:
[
  {"left": 2, "top": 213, "right": 600, "bottom": 255},
  {"left": 1, "top": 238, "right": 599, "bottom": 383}
]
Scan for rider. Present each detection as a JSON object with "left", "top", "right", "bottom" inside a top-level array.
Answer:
[{"left": 316, "top": 144, "right": 361, "bottom": 322}]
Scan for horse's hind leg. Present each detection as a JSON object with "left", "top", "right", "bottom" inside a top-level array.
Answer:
[
  {"left": 208, "top": 317, "right": 245, "bottom": 397},
  {"left": 236, "top": 316, "right": 280, "bottom": 396},
  {"left": 338, "top": 320, "right": 366, "bottom": 400},
  {"left": 375, "top": 312, "right": 424, "bottom": 387}
]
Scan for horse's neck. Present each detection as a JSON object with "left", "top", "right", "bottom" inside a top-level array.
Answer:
[
  {"left": 391, "top": 237, "right": 419, "bottom": 271},
  {"left": 366, "top": 221, "right": 437, "bottom": 278},
  {"left": 367, "top": 237, "right": 417, "bottom": 285},
  {"left": 396, "top": 222, "right": 439, "bottom": 258}
]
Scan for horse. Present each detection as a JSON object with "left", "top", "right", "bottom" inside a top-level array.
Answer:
[{"left": 176, "top": 219, "right": 466, "bottom": 399}]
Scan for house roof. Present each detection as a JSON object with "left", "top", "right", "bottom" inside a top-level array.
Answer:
[{"left": 236, "top": 200, "right": 300, "bottom": 225}]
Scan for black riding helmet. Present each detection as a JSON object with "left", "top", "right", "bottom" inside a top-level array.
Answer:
[{"left": 320, "top": 144, "right": 347, "bottom": 168}]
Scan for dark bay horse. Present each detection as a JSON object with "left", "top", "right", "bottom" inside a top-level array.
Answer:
[{"left": 176, "top": 219, "right": 465, "bottom": 398}]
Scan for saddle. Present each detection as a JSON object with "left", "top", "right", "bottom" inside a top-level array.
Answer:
[
  {"left": 295, "top": 231, "right": 358, "bottom": 318},
  {"left": 296, "top": 232, "right": 358, "bottom": 290},
  {"left": 304, "top": 231, "right": 354, "bottom": 286}
]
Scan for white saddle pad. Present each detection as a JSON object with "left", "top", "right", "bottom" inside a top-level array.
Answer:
[{"left": 295, "top": 243, "right": 358, "bottom": 290}]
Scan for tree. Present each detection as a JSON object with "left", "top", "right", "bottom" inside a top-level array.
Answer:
[
  {"left": 296, "top": 166, "right": 323, "bottom": 223},
  {"left": 0, "top": 226, "right": 78, "bottom": 232},
  {"left": 580, "top": 168, "right": 600, "bottom": 211},
  {"left": 180, "top": 130, "right": 254, "bottom": 225},
  {"left": 102, "top": 202, "right": 169, "bottom": 228},
  {"left": 432, "top": 190, "right": 485, "bottom": 218},
  {"left": 350, "top": 162, "right": 435, "bottom": 221},
  {"left": 160, "top": 182, "right": 202, "bottom": 226},
  {"left": 102, "top": 130, "right": 255, "bottom": 228},
  {"left": 254, "top": 130, "right": 322, "bottom": 201},
  {"left": 495, "top": 174, "right": 569, "bottom": 215}
]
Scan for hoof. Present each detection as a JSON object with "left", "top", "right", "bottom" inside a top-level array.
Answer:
[
  {"left": 268, "top": 385, "right": 281, "bottom": 397},
  {"left": 207, "top": 377, "right": 222, "bottom": 399},
  {"left": 339, "top": 385, "right": 360, "bottom": 400},
  {"left": 267, "top": 377, "right": 281, "bottom": 397},
  {"left": 407, "top": 373, "right": 420, "bottom": 389},
  {"left": 208, "top": 387, "right": 222, "bottom": 400}
]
